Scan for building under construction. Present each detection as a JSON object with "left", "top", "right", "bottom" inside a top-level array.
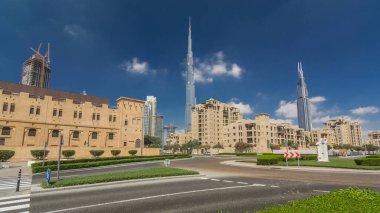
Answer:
[{"left": 21, "top": 43, "right": 51, "bottom": 88}]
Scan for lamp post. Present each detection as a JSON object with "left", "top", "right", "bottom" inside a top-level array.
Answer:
[
  {"left": 57, "top": 135, "right": 64, "bottom": 180},
  {"left": 133, "top": 115, "right": 162, "bottom": 156}
]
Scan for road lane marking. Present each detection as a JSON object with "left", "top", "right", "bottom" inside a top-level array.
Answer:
[
  {"left": 45, "top": 185, "right": 257, "bottom": 213},
  {"left": 237, "top": 182, "right": 248, "bottom": 185},
  {"left": 0, "top": 204, "right": 29, "bottom": 212},
  {"left": 0, "top": 194, "right": 30, "bottom": 201},
  {"left": 270, "top": 185, "right": 279, "bottom": 188},
  {"left": 313, "top": 190, "right": 330, "bottom": 193},
  {"left": 222, "top": 180, "right": 234, "bottom": 183},
  {"left": 210, "top": 179, "right": 220, "bottom": 181},
  {"left": 200, "top": 177, "right": 209, "bottom": 180},
  {"left": 252, "top": 184, "right": 266, "bottom": 187},
  {"left": 0, "top": 198, "right": 30, "bottom": 206}
]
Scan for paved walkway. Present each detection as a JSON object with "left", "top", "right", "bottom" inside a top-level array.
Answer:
[
  {"left": 0, "top": 162, "right": 32, "bottom": 198},
  {"left": 222, "top": 160, "right": 380, "bottom": 174}
]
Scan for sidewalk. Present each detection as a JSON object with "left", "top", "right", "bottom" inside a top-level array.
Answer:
[
  {"left": 0, "top": 162, "right": 32, "bottom": 198},
  {"left": 222, "top": 160, "right": 380, "bottom": 174}
]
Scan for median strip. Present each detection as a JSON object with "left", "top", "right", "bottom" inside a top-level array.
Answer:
[{"left": 41, "top": 167, "right": 198, "bottom": 188}]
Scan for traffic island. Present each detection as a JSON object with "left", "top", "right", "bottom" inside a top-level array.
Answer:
[
  {"left": 255, "top": 187, "right": 380, "bottom": 213},
  {"left": 41, "top": 167, "right": 199, "bottom": 188}
]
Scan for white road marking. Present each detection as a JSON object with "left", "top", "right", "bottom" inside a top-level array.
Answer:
[
  {"left": 313, "top": 190, "right": 330, "bottom": 193},
  {"left": 0, "top": 204, "right": 30, "bottom": 212},
  {"left": 0, "top": 198, "right": 30, "bottom": 206},
  {"left": 0, "top": 194, "right": 30, "bottom": 201},
  {"left": 237, "top": 182, "right": 248, "bottom": 185},
  {"left": 210, "top": 179, "right": 220, "bottom": 181},
  {"left": 252, "top": 184, "right": 266, "bottom": 187},
  {"left": 45, "top": 185, "right": 257, "bottom": 213},
  {"left": 222, "top": 180, "right": 234, "bottom": 183},
  {"left": 200, "top": 177, "right": 209, "bottom": 180},
  {"left": 270, "top": 185, "right": 279, "bottom": 188}
]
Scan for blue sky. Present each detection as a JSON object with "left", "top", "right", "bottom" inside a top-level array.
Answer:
[{"left": 0, "top": 0, "right": 379, "bottom": 135}]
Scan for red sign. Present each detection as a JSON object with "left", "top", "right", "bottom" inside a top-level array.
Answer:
[{"left": 284, "top": 151, "right": 300, "bottom": 159}]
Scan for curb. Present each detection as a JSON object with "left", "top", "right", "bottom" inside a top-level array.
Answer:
[
  {"left": 31, "top": 174, "right": 204, "bottom": 194},
  {"left": 221, "top": 160, "right": 380, "bottom": 174}
]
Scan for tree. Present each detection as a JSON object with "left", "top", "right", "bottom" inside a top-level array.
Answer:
[
  {"left": 144, "top": 135, "right": 162, "bottom": 148},
  {"left": 171, "top": 144, "right": 181, "bottom": 153},
  {"left": 213, "top": 143, "right": 224, "bottom": 153},
  {"left": 128, "top": 150, "right": 138, "bottom": 156},
  {"left": 365, "top": 144, "right": 380, "bottom": 151},
  {"left": 0, "top": 150, "right": 15, "bottom": 162},
  {"left": 62, "top": 150, "right": 75, "bottom": 159},
  {"left": 305, "top": 136, "right": 311, "bottom": 147},
  {"left": 163, "top": 145, "right": 171, "bottom": 151},
  {"left": 235, "top": 142, "right": 253, "bottom": 153},
  {"left": 89, "top": 150, "right": 104, "bottom": 158},
  {"left": 111, "top": 150, "right": 121, "bottom": 157}
]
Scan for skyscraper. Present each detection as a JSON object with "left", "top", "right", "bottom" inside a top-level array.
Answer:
[
  {"left": 21, "top": 43, "right": 51, "bottom": 88},
  {"left": 144, "top": 96, "right": 157, "bottom": 136},
  {"left": 296, "top": 62, "right": 313, "bottom": 131},
  {"left": 185, "top": 17, "right": 196, "bottom": 132}
]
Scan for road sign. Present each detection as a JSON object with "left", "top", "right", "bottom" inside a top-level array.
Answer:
[
  {"left": 45, "top": 168, "right": 51, "bottom": 184},
  {"left": 284, "top": 151, "right": 300, "bottom": 159},
  {"left": 164, "top": 159, "right": 170, "bottom": 167}
]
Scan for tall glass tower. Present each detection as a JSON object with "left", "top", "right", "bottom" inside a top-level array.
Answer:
[
  {"left": 185, "top": 17, "right": 196, "bottom": 132},
  {"left": 296, "top": 62, "right": 312, "bottom": 131}
]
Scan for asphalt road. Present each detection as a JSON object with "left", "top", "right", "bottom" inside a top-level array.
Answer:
[{"left": 28, "top": 156, "right": 380, "bottom": 213}]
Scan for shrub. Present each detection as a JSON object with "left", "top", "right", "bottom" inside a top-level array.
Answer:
[
  {"left": 299, "top": 154, "right": 318, "bottom": 161},
  {"left": 89, "top": 150, "right": 104, "bottom": 158},
  {"left": 128, "top": 150, "right": 138, "bottom": 156},
  {"left": 0, "top": 150, "right": 15, "bottom": 162},
  {"left": 354, "top": 158, "right": 380, "bottom": 166},
  {"left": 111, "top": 150, "right": 121, "bottom": 157},
  {"left": 236, "top": 153, "right": 257, "bottom": 156},
  {"left": 257, "top": 156, "right": 279, "bottom": 165},
  {"left": 62, "top": 150, "right": 75, "bottom": 159},
  {"left": 366, "top": 155, "right": 380, "bottom": 159},
  {"left": 31, "top": 150, "right": 50, "bottom": 160}
]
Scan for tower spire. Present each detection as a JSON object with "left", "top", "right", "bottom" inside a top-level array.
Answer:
[
  {"left": 185, "top": 17, "right": 196, "bottom": 132},
  {"left": 296, "top": 62, "right": 312, "bottom": 131}
]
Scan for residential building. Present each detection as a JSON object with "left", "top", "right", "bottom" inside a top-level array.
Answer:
[
  {"left": 324, "top": 119, "right": 363, "bottom": 146},
  {"left": 0, "top": 81, "right": 159, "bottom": 161},
  {"left": 21, "top": 43, "right": 52, "bottom": 88},
  {"left": 192, "top": 98, "right": 242, "bottom": 149},
  {"left": 308, "top": 128, "right": 336, "bottom": 145},
  {"left": 296, "top": 62, "right": 313, "bottom": 131},
  {"left": 367, "top": 131, "right": 380, "bottom": 146},
  {"left": 166, "top": 132, "right": 192, "bottom": 147}
]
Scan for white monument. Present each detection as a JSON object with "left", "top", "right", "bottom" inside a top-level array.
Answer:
[{"left": 316, "top": 138, "right": 329, "bottom": 162}]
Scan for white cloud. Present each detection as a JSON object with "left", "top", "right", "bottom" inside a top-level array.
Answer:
[
  {"left": 228, "top": 99, "right": 253, "bottom": 114},
  {"left": 310, "top": 96, "right": 326, "bottom": 103},
  {"left": 64, "top": 25, "right": 86, "bottom": 37},
  {"left": 192, "top": 51, "right": 244, "bottom": 83},
  {"left": 275, "top": 100, "right": 297, "bottom": 119},
  {"left": 350, "top": 106, "right": 379, "bottom": 115},
  {"left": 119, "top": 57, "right": 149, "bottom": 74},
  {"left": 270, "top": 118, "right": 294, "bottom": 124}
]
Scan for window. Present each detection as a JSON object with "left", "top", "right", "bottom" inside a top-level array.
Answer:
[
  {"left": 28, "top": 129, "right": 37, "bottom": 137},
  {"left": 74, "top": 111, "right": 77, "bottom": 118},
  {"left": 113, "top": 116, "right": 116, "bottom": 122},
  {"left": 0, "top": 138, "right": 4, "bottom": 145},
  {"left": 10, "top": 103, "right": 15, "bottom": 112},
  {"left": 52, "top": 130, "right": 59, "bottom": 137},
  {"left": 124, "top": 120, "right": 128, "bottom": 126},
  {"left": 123, "top": 142, "right": 127, "bottom": 147},
  {"left": 109, "top": 115, "right": 112, "bottom": 122},
  {"left": 91, "top": 132, "right": 98, "bottom": 140},
  {"left": 29, "top": 106, "right": 34, "bottom": 115},
  {"left": 108, "top": 133, "right": 114, "bottom": 140},
  {"left": 97, "top": 114, "right": 100, "bottom": 120},
  {"left": 53, "top": 109, "right": 57, "bottom": 116},
  {"left": 72, "top": 131, "right": 80, "bottom": 139},
  {"left": 1, "top": 127, "right": 11, "bottom": 135},
  {"left": 36, "top": 107, "right": 41, "bottom": 115},
  {"left": 2, "top": 103, "right": 8, "bottom": 112},
  {"left": 79, "top": 112, "right": 82, "bottom": 119},
  {"left": 59, "top": 109, "right": 63, "bottom": 117},
  {"left": 92, "top": 113, "right": 96, "bottom": 120}
]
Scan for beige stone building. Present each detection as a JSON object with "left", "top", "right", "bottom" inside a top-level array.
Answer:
[
  {"left": 166, "top": 132, "right": 192, "bottom": 146},
  {"left": 324, "top": 119, "right": 363, "bottom": 146},
  {"left": 191, "top": 98, "right": 242, "bottom": 149},
  {"left": 222, "top": 114, "right": 308, "bottom": 153},
  {"left": 308, "top": 128, "right": 336, "bottom": 145},
  {"left": 367, "top": 131, "right": 380, "bottom": 146},
  {"left": 0, "top": 81, "right": 159, "bottom": 161}
]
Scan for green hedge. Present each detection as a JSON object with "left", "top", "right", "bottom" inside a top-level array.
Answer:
[
  {"left": 0, "top": 150, "right": 15, "bottom": 162},
  {"left": 236, "top": 153, "right": 257, "bottom": 156},
  {"left": 257, "top": 156, "right": 279, "bottom": 165},
  {"left": 366, "top": 155, "right": 380, "bottom": 159},
  {"left": 354, "top": 158, "right": 380, "bottom": 166},
  {"left": 31, "top": 154, "right": 190, "bottom": 168},
  {"left": 32, "top": 155, "right": 191, "bottom": 173},
  {"left": 285, "top": 154, "right": 318, "bottom": 161},
  {"left": 257, "top": 187, "right": 380, "bottom": 213}
]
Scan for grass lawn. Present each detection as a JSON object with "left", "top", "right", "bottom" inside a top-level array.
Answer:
[
  {"left": 42, "top": 167, "right": 198, "bottom": 188},
  {"left": 256, "top": 188, "right": 380, "bottom": 213},
  {"left": 238, "top": 158, "right": 380, "bottom": 170}
]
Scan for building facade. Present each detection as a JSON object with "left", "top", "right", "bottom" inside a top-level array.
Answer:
[
  {"left": 21, "top": 43, "right": 52, "bottom": 89},
  {"left": 185, "top": 17, "right": 196, "bottom": 132},
  {"left": 192, "top": 98, "right": 242, "bottom": 148},
  {"left": 166, "top": 132, "right": 192, "bottom": 147},
  {"left": 367, "top": 131, "right": 380, "bottom": 146},
  {"left": 144, "top": 96, "right": 157, "bottom": 136},
  {"left": 324, "top": 119, "right": 363, "bottom": 146},
  {"left": 0, "top": 81, "right": 159, "bottom": 161},
  {"left": 296, "top": 62, "right": 313, "bottom": 131},
  {"left": 222, "top": 114, "right": 308, "bottom": 153}
]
